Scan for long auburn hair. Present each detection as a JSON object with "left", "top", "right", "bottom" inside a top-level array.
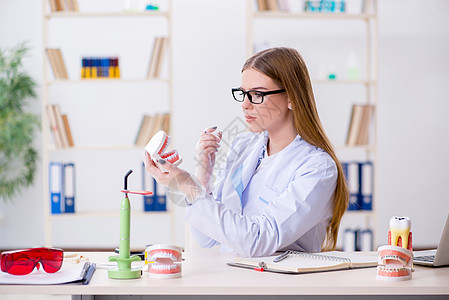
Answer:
[{"left": 242, "top": 47, "right": 348, "bottom": 250}]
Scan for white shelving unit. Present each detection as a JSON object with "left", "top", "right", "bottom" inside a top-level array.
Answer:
[
  {"left": 246, "top": 0, "right": 378, "bottom": 250},
  {"left": 41, "top": 0, "right": 174, "bottom": 248}
]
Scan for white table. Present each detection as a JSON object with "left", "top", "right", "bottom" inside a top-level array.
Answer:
[{"left": 1, "top": 251, "right": 449, "bottom": 299}]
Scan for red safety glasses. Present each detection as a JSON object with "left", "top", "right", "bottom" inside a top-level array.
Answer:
[{"left": 0, "top": 247, "right": 63, "bottom": 275}]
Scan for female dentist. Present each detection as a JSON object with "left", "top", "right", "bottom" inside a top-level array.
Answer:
[{"left": 144, "top": 47, "right": 349, "bottom": 257}]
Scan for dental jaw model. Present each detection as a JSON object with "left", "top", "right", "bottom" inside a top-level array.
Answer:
[
  {"left": 145, "top": 130, "right": 182, "bottom": 172},
  {"left": 377, "top": 216, "right": 413, "bottom": 281},
  {"left": 145, "top": 244, "right": 183, "bottom": 279}
]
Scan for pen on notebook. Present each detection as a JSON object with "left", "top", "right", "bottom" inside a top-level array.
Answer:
[{"left": 273, "top": 251, "right": 289, "bottom": 263}]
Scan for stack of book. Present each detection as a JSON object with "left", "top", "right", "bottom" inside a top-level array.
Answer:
[
  {"left": 135, "top": 113, "right": 170, "bottom": 146},
  {"left": 304, "top": 0, "right": 346, "bottom": 13},
  {"left": 255, "top": 0, "right": 374, "bottom": 13},
  {"left": 256, "top": 0, "right": 290, "bottom": 11},
  {"left": 81, "top": 57, "right": 120, "bottom": 79},
  {"left": 147, "top": 37, "right": 168, "bottom": 79},
  {"left": 346, "top": 104, "right": 374, "bottom": 146},
  {"left": 46, "top": 48, "right": 68, "bottom": 80},
  {"left": 46, "top": 104, "right": 74, "bottom": 149},
  {"left": 48, "top": 0, "right": 79, "bottom": 12}
]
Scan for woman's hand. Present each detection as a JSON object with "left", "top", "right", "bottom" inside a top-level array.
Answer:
[
  {"left": 194, "top": 126, "right": 222, "bottom": 193},
  {"left": 143, "top": 152, "right": 202, "bottom": 201}
]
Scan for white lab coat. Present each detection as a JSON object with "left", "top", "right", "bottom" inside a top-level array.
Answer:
[{"left": 185, "top": 131, "right": 337, "bottom": 257}]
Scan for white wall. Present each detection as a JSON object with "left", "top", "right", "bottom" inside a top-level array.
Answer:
[
  {"left": 0, "top": 0, "right": 448, "bottom": 250},
  {"left": 0, "top": 0, "right": 46, "bottom": 248},
  {"left": 376, "top": 0, "right": 449, "bottom": 246}
]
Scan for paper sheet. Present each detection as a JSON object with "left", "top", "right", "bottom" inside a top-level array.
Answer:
[{"left": 0, "top": 262, "right": 87, "bottom": 285}]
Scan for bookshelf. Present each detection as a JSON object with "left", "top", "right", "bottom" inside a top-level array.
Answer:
[
  {"left": 246, "top": 0, "right": 378, "bottom": 250},
  {"left": 41, "top": 0, "right": 175, "bottom": 248},
  {"left": 45, "top": 11, "right": 170, "bottom": 18}
]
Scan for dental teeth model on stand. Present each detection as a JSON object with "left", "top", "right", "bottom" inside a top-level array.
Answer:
[
  {"left": 145, "top": 244, "right": 183, "bottom": 279},
  {"left": 377, "top": 216, "right": 413, "bottom": 281}
]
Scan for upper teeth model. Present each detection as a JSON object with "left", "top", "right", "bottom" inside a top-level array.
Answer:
[
  {"left": 389, "top": 216, "right": 411, "bottom": 249},
  {"left": 145, "top": 130, "right": 182, "bottom": 170},
  {"left": 378, "top": 245, "right": 413, "bottom": 266}
]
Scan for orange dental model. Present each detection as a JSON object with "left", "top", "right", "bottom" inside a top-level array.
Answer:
[
  {"left": 377, "top": 216, "right": 413, "bottom": 281},
  {"left": 145, "top": 244, "right": 183, "bottom": 279}
]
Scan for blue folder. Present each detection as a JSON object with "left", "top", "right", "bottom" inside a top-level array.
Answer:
[
  {"left": 62, "top": 163, "right": 75, "bottom": 213},
  {"left": 142, "top": 162, "right": 156, "bottom": 211},
  {"left": 49, "top": 162, "right": 63, "bottom": 214},
  {"left": 343, "top": 161, "right": 361, "bottom": 210},
  {"left": 360, "top": 161, "right": 373, "bottom": 210},
  {"left": 155, "top": 181, "right": 167, "bottom": 211}
]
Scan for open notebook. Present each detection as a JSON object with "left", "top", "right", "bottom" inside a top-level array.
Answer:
[{"left": 231, "top": 251, "right": 377, "bottom": 274}]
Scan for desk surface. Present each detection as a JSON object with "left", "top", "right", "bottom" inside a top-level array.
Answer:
[{"left": 1, "top": 251, "right": 449, "bottom": 295}]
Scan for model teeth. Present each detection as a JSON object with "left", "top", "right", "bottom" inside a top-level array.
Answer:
[
  {"left": 380, "top": 254, "right": 407, "bottom": 265},
  {"left": 163, "top": 136, "right": 171, "bottom": 152},
  {"left": 157, "top": 137, "right": 181, "bottom": 165},
  {"left": 377, "top": 266, "right": 407, "bottom": 272},
  {"left": 377, "top": 245, "right": 413, "bottom": 280},
  {"left": 390, "top": 216, "right": 411, "bottom": 249},
  {"left": 150, "top": 253, "right": 178, "bottom": 262},
  {"left": 161, "top": 150, "right": 176, "bottom": 158},
  {"left": 151, "top": 264, "right": 179, "bottom": 271},
  {"left": 149, "top": 250, "right": 180, "bottom": 262},
  {"left": 158, "top": 136, "right": 170, "bottom": 155},
  {"left": 146, "top": 130, "right": 182, "bottom": 167}
]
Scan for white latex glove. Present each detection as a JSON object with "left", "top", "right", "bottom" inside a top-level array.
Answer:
[
  {"left": 194, "top": 126, "right": 222, "bottom": 194},
  {"left": 144, "top": 152, "right": 203, "bottom": 203}
]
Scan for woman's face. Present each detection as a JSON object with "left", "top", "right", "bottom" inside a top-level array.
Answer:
[{"left": 240, "top": 68, "right": 291, "bottom": 133}]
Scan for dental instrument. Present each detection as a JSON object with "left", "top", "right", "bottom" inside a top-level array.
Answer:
[{"left": 108, "top": 170, "right": 152, "bottom": 279}]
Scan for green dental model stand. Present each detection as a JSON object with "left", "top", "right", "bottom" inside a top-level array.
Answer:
[{"left": 108, "top": 169, "right": 145, "bottom": 279}]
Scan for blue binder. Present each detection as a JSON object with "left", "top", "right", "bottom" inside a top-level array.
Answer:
[
  {"left": 343, "top": 228, "right": 357, "bottom": 252},
  {"left": 344, "top": 227, "right": 373, "bottom": 251},
  {"left": 144, "top": 193, "right": 155, "bottom": 211},
  {"left": 360, "top": 161, "right": 373, "bottom": 210},
  {"left": 142, "top": 163, "right": 156, "bottom": 211},
  {"left": 154, "top": 180, "right": 167, "bottom": 211},
  {"left": 343, "top": 161, "right": 361, "bottom": 210},
  {"left": 62, "top": 163, "right": 75, "bottom": 213},
  {"left": 49, "top": 162, "right": 62, "bottom": 214},
  {"left": 360, "top": 229, "right": 373, "bottom": 251}
]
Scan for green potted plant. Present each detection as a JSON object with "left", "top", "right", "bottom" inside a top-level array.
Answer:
[{"left": 0, "top": 43, "right": 40, "bottom": 202}]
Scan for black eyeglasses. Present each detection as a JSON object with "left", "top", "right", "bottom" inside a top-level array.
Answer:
[{"left": 231, "top": 88, "right": 286, "bottom": 104}]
